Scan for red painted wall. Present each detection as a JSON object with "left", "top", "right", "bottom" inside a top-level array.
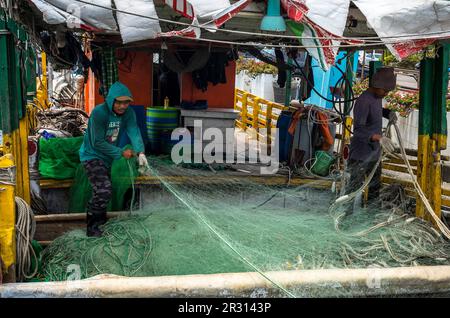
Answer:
[
  {"left": 85, "top": 51, "right": 236, "bottom": 112},
  {"left": 117, "top": 50, "right": 153, "bottom": 107},
  {"left": 181, "top": 60, "right": 236, "bottom": 109}
]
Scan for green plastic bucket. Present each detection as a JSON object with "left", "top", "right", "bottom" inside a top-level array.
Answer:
[
  {"left": 311, "top": 150, "right": 335, "bottom": 176},
  {"left": 146, "top": 106, "right": 180, "bottom": 154}
]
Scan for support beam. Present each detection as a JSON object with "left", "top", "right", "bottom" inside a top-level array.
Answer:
[
  {"left": 0, "top": 10, "right": 14, "bottom": 136},
  {"left": 0, "top": 154, "right": 16, "bottom": 282},
  {"left": 0, "top": 10, "right": 33, "bottom": 204},
  {"left": 344, "top": 50, "right": 355, "bottom": 115},
  {"left": 340, "top": 51, "right": 356, "bottom": 158},
  {"left": 417, "top": 58, "right": 434, "bottom": 219},
  {"left": 14, "top": 117, "right": 31, "bottom": 204},
  {"left": 432, "top": 45, "right": 449, "bottom": 151},
  {"left": 284, "top": 58, "right": 293, "bottom": 106},
  {"left": 36, "top": 52, "right": 49, "bottom": 109},
  {"left": 416, "top": 44, "right": 449, "bottom": 223}
]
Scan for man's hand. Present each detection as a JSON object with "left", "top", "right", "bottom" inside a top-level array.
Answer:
[
  {"left": 122, "top": 149, "right": 134, "bottom": 159},
  {"left": 138, "top": 153, "right": 150, "bottom": 175},
  {"left": 370, "top": 134, "right": 382, "bottom": 142}
]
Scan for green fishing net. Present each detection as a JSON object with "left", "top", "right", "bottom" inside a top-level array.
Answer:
[
  {"left": 68, "top": 146, "right": 138, "bottom": 212},
  {"left": 38, "top": 137, "right": 84, "bottom": 179},
  {"left": 37, "top": 157, "right": 450, "bottom": 296},
  {"left": 38, "top": 135, "right": 137, "bottom": 212}
]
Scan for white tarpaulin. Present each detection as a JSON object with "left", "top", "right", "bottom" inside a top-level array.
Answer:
[
  {"left": 283, "top": 0, "right": 351, "bottom": 70},
  {"left": 187, "top": 0, "right": 232, "bottom": 20},
  {"left": 303, "top": 0, "right": 350, "bottom": 36},
  {"left": 114, "top": 0, "right": 161, "bottom": 43},
  {"left": 28, "top": 0, "right": 450, "bottom": 59},
  {"left": 30, "top": 0, "right": 250, "bottom": 43},
  {"left": 37, "top": 0, "right": 117, "bottom": 31},
  {"left": 31, "top": 0, "right": 80, "bottom": 25},
  {"left": 353, "top": 0, "right": 450, "bottom": 59}
]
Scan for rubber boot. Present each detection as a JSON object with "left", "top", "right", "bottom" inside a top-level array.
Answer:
[{"left": 87, "top": 206, "right": 107, "bottom": 237}]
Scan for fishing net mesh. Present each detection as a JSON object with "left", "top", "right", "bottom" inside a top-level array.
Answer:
[
  {"left": 37, "top": 156, "right": 450, "bottom": 296},
  {"left": 68, "top": 146, "right": 138, "bottom": 212},
  {"left": 38, "top": 137, "right": 84, "bottom": 179}
]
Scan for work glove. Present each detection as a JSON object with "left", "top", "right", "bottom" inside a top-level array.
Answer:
[
  {"left": 138, "top": 153, "right": 150, "bottom": 175},
  {"left": 389, "top": 111, "right": 398, "bottom": 124}
]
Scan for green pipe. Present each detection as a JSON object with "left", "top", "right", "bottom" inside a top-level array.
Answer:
[
  {"left": 0, "top": 9, "right": 13, "bottom": 134},
  {"left": 433, "top": 45, "right": 449, "bottom": 138},
  {"left": 344, "top": 52, "right": 354, "bottom": 114},
  {"left": 419, "top": 58, "right": 434, "bottom": 136}
]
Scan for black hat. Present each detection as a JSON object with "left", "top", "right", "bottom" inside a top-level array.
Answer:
[{"left": 372, "top": 67, "right": 397, "bottom": 91}]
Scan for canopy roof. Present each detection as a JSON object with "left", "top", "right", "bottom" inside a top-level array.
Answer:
[{"left": 4, "top": 0, "right": 450, "bottom": 69}]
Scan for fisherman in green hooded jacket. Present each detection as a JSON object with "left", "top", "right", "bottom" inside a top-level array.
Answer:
[{"left": 80, "top": 81, "right": 149, "bottom": 237}]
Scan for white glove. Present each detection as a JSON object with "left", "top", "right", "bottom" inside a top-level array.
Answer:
[{"left": 138, "top": 153, "right": 150, "bottom": 175}]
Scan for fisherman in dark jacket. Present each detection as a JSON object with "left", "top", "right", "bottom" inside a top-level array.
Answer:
[{"left": 347, "top": 67, "right": 397, "bottom": 208}]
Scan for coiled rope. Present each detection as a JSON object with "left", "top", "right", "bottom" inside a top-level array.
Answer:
[{"left": 15, "top": 197, "right": 38, "bottom": 281}]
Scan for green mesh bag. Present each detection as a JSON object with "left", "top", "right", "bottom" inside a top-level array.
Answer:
[
  {"left": 38, "top": 137, "right": 84, "bottom": 179},
  {"left": 68, "top": 145, "right": 138, "bottom": 212}
]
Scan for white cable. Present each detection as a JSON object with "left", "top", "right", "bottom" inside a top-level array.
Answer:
[
  {"left": 166, "top": 35, "right": 440, "bottom": 50},
  {"left": 15, "top": 197, "right": 38, "bottom": 281},
  {"left": 392, "top": 123, "right": 450, "bottom": 239}
]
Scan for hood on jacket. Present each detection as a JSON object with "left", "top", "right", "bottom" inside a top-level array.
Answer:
[{"left": 105, "top": 82, "right": 134, "bottom": 112}]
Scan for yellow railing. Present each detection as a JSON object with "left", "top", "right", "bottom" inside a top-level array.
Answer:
[{"left": 234, "top": 88, "right": 289, "bottom": 148}]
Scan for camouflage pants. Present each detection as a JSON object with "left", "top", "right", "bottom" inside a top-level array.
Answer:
[{"left": 82, "top": 159, "right": 112, "bottom": 214}]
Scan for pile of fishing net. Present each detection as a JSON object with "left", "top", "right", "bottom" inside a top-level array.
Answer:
[
  {"left": 38, "top": 136, "right": 138, "bottom": 212},
  {"left": 37, "top": 158, "right": 450, "bottom": 296},
  {"left": 38, "top": 136, "right": 84, "bottom": 180}
]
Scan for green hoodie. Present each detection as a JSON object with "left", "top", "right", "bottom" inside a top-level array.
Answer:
[{"left": 79, "top": 82, "right": 145, "bottom": 167}]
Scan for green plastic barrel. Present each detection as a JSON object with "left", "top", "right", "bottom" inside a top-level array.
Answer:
[
  {"left": 146, "top": 106, "right": 180, "bottom": 154},
  {"left": 311, "top": 150, "right": 335, "bottom": 176}
]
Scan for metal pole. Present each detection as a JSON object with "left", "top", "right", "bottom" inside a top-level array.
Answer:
[{"left": 284, "top": 58, "right": 293, "bottom": 107}]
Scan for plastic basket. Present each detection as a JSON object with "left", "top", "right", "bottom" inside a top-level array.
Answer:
[{"left": 311, "top": 150, "right": 335, "bottom": 176}]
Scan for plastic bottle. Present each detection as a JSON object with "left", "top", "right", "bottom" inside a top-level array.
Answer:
[{"left": 164, "top": 96, "right": 169, "bottom": 109}]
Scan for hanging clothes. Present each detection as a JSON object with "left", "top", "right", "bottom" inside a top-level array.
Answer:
[
  {"left": 192, "top": 50, "right": 238, "bottom": 92},
  {"left": 275, "top": 48, "right": 287, "bottom": 88},
  {"left": 159, "top": 65, "right": 180, "bottom": 106},
  {"left": 163, "top": 48, "right": 210, "bottom": 73},
  {"left": 99, "top": 47, "right": 119, "bottom": 97},
  {"left": 300, "top": 54, "right": 314, "bottom": 101}
]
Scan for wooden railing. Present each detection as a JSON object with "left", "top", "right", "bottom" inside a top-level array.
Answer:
[{"left": 234, "top": 88, "right": 290, "bottom": 148}]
